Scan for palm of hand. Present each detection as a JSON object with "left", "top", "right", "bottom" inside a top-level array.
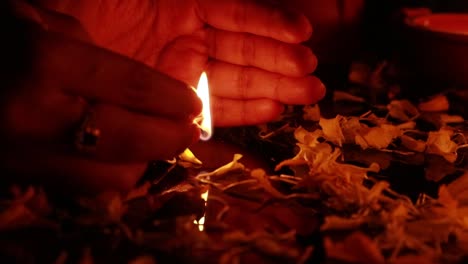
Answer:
[
  {"left": 36, "top": 0, "right": 324, "bottom": 126},
  {"left": 43, "top": 2, "right": 194, "bottom": 63}
]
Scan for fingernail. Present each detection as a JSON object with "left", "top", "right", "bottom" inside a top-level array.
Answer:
[
  {"left": 188, "top": 84, "right": 203, "bottom": 118},
  {"left": 317, "top": 80, "right": 326, "bottom": 101},
  {"left": 304, "top": 48, "right": 318, "bottom": 73},
  {"left": 302, "top": 15, "right": 313, "bottom": 38},
  {"left": 284, "top": 12, "right": 313, "bottom": 42},
  {"left": 192, "top": 125, "right": 201, "bottom": 143}
]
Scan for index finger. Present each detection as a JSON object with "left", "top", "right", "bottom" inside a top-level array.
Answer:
[
  {"left": 33, "top": 29, "right": 202, "bottom": 120},
  {"left": 197, "top": 0, "right": 312, "bottom": 43}
]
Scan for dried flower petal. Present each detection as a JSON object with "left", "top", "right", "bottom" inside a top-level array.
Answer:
[
  {"left": 426, "top": 128, "right": 458, "bottom": 163},
  {"left": 319, "top": 116, "right": 345, "bottom": 146},
  {"left": 178, "top": 148, "right": 203, "bottom": 168},
  {"left": 325, "top": 232, "right": 385, "bottom": 264},
  {"left": 197, "top": 154, "right": 245, "bottom": 178},
  {"left": 400, "top": 134, "right": 426, "bottom": 152},
  {"left": 387, "top": 100, "right": 419, "bottom": 121},
  {"left": 418, "top": 94, "right": 449, "bottom": 112},
  {"left": 302, "top": 104, "right": 321, "bottom": 121}
]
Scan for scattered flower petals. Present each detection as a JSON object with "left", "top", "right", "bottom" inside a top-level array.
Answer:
[{"left": 418, "top": 94, "right": 449, "bottom": 112}]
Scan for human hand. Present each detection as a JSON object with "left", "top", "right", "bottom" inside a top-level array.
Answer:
[
  {"left": 32, "top": 0, "right": 326, "bottom": 126},
  {"left": 0, "top": 4, "right": 202, "bottom": 193}
]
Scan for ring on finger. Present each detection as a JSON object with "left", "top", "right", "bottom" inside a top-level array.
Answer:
[{"left": 75, "top": 106, "right": 101, "bottom": 154}]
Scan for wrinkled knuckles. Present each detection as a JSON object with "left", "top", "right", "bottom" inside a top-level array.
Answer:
[
  {"left": 241, "top": 34, "right": 256, "bottom": 65},
  {"left": 235, "top": 67, "right": 252, "bottom": 99},
  {"left": 304, "top": 76, "right": 326, "bottom": 104}
]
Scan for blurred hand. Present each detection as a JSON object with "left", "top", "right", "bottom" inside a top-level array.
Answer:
[
  {"left": 1, "top": 2, "right": 202, "bottom": 193},
  {"left": 32, "top": 0, "right": 326, "bottom": 126}
]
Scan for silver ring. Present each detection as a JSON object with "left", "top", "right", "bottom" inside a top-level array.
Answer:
[{"left": 75, "top": 108, "right": 100, "bottom": 153}]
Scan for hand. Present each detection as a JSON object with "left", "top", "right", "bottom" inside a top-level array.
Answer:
[
  {"left": 32, "top": 0, "right": 326, "bottom": 126},
  {"left": 0, "top": 4, "right": 202, "bottom": 193}
]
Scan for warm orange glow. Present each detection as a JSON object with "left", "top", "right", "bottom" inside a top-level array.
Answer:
[
  {"left": 193, "top": 189, "right": 209, "bottom": 231},
  {"left": 412, "top": 14, "right": 468, "bottom": 35},
  {"left": 196, "top": 72, "right": 212, "bottom": 140}
]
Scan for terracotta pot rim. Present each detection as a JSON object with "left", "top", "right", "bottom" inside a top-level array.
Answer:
[{"left": 404, "top": 13, "right": 468, "bottom": 43}]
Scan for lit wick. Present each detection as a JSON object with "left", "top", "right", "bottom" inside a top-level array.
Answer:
[
  {"left": 193, "top": 189, "right": 209, "bottom": 231},
  {"left": 195, "top": 72, "right": 212, "bottom": 140}
]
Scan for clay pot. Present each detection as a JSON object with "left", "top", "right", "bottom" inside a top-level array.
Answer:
[{"left": 398, "top": 13, "right": 468, "bottom": 95}]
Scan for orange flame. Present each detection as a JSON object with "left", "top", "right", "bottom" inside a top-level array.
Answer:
[{"left": 196, "top": 72, "right": 212, "bottom": 140}]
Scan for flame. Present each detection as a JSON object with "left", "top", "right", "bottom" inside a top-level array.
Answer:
[
  {"left": 193, "top": 189, "right": 209, "bottom": 231},
  {"left": 196, "top": 72, "right": 212, "bottom": 140}
]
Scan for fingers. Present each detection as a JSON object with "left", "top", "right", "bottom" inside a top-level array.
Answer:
[
  {"left": 211, "top": 98, "right": 284, "bottom": 126},
  {"left": 197, "top": 0, "right": 312, "bottom": 43},
  {"left": 3, "top": 28, "right": 203, "bottom": 163},
  {"left": 200, "top": 28, "right": 317, "bottom": 77},
  {"left": 86, "top": 104, "right": 200, "bottom": 162},
  {"left": 207, "top": 62, "right": 326, "bottom": 105},
  {"left": 46, "top": 157, "right": 147, "bottom": 194},
  {"left": 1, "top": 89, "right": 87, "bottom": 143},
  {"left": 3, "top": 93, "right": 200, "bottom": 162},
  {"left": 1, "top": 148, "right": 147, "bottom": 194},
  {"left": 32, "top": 29, "right": 202, "bottom": 120}
]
